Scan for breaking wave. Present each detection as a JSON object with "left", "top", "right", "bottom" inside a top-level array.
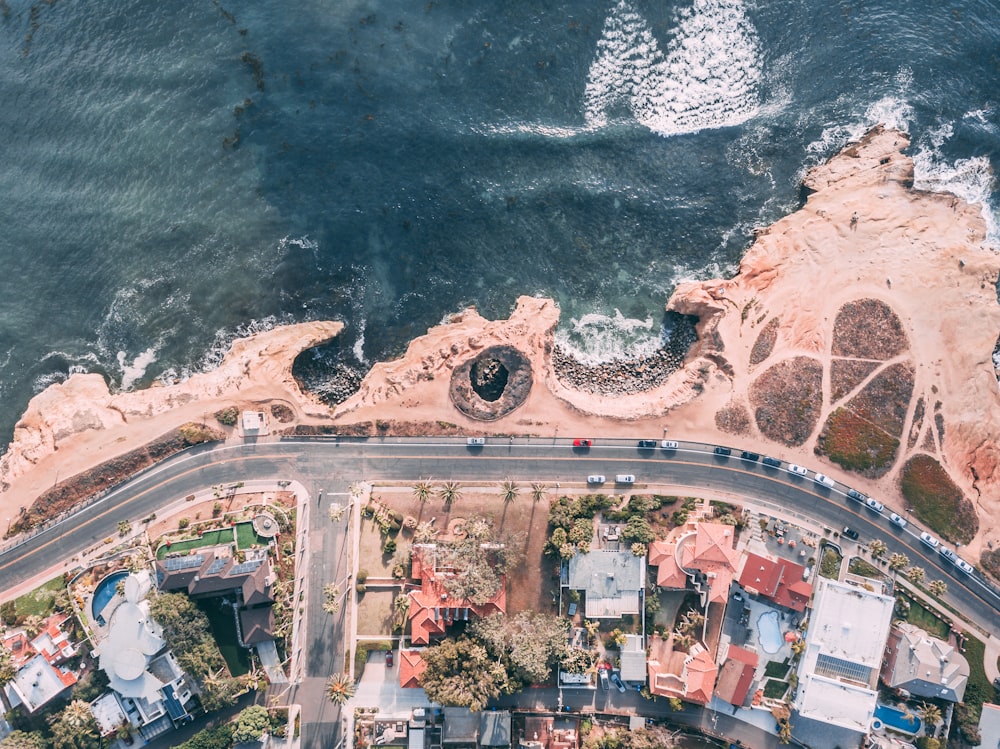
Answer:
[{"left": 584, "top": 0, "right": 761, "bottom": 137}]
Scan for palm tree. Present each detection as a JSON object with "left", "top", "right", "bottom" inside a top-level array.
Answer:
[
  {"left": 23, "top": 614, "right": 44, "bottom": 638},
  {"left": 61, "top": 699, "right": 96, "bottom": 730},
  {"left": 906, "top": 566, "right": 926, "bottom": 584},
  {"left": 530, "top": 482, "right": 547, "bottom": 502},
  {"left": 393, "top": 593, "right": 410, "bottom": 629},
  {"left": 322, "top": 583, "right": 342, "bottom": 615},
  {"left": 0, "top": 647, "right": 15, "bottom": 713},
  {"left": 888, "top": 553, "right": 909, "bottom": 571},
  {"left": 928, "top": 579, "right": 948, "bottom": 597},
  {"left": 326, "top": 673, "right": 356, "bottom": 705},
  {"left": 919, "top": 701, "right": 942, "bottom": 729},
  {"left": 412, "top": 481, "right": 433, "bottom": 504},
  {"left": 869, "top": 539, "right": 887, "bottom": 558},
  {"left": 438, "top": 481, "right": 462, "bottom": 507},
  {"left": 672, "top": 632, "right": 695, "bottom": 652},
  {"left": 500, "top": 479, "right": 519, "bottom": 504},
  {"left": 117, "top": 520, "right": 131, "bottom": 537}
]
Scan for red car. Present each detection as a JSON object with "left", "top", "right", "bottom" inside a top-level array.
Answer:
[
  {"left": 385, "top": 650, "right": 394, "bottom": 668},
  {"left": 573, "top": 438, "right": 592, "bottom": 447}
]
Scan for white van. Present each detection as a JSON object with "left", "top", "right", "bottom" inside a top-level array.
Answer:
[
  {"left": 615, "top": 474, "right": 636, "bottom": 484},
  {"left": 813, "top": 473, "right": 835, "bottom": 488}
]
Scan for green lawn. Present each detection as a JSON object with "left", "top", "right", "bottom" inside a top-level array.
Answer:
[
  {"left": 763, "top": 679, "right": 789, "bottom": 699},
  {"left": 764, "top": 659, "right": 789, "bottom": 679},
  {"left": 14, "top": 576, "right": 65, "bottom": 618},
  {"left": 156, "top": 528, "right": 234, "bottom": 559},
  {"left": 195, "top": 598, "right": 250, "bottom": 677},
  {"left": 235, "top": 522, "right": 270, "bottom": 550},
  {"left": 904, "top": 598, "right": 950, "bottom": 639}
]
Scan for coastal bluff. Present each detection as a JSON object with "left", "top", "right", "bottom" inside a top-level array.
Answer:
[{"left": 4, "top": 127, "right": 1000, "bottom": 557}]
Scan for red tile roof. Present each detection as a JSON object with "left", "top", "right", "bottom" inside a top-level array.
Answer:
[
  {"left": 715, "top": 645, "right": 758, "bottom": 706},
  {"left": 399, "top": 650, "right": 427, "bottom": 689},
  {"left": 737, "top": 552, "right": 812, "bottom": 612}
]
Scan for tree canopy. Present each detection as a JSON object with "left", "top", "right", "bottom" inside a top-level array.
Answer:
[
  {"left": 49, "top": 700, "right": 101, "bottom": 749},
  {"left": 0, "top": 732, "right": 45, "bottom": 749},
  {"left": 420, "top": 636, "right": 508, "bottom": 711},
  {"left": 231, "top": 706, "right": 271, "bottom": 744},
  {"left": 426, "top": 517, "right": 520, "bottom": 605},
  {"left": 470, "top": 612, "right": 570, "bottom": 686}
]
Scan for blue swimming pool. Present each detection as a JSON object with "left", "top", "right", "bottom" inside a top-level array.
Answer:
[
  {"left": 92, "top": 571, "right": 128, "bottom": 623},
  {"left": 756, "top": 610, "right": 782, "bottom": 654},
  {"left": 874, "top": 704, "right": 921, "bottom": 735}
]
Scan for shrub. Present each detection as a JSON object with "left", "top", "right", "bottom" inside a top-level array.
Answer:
[
  {"left": 816, "top": 407, "right": 899, "bottom": 475},
  {"left": 383, "top": 539, "right": 397, "bottom": 555},
  {"left": 356, "top": 570, "right": 368, "bottom": 584},
  {"left": 178, "top": 518, "right": 190, "bottom": 530},
  {"left": 900, "top": 454, "right": 977, "bottom": 544},
  {"left": 214, "top": 407, "right": 239, "bottom": 426}
]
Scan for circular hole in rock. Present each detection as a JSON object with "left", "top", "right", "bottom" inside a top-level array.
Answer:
[{"left": 469, "top": 358, "right": 509, "bottom": 402}]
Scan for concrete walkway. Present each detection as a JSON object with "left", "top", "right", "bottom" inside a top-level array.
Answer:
[{"left": 985, "top": 636, "right": 1000, "bottom": 683}]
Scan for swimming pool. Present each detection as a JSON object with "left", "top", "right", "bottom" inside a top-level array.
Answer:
[
  {"left": 756, "top": 610, "right": 782, "bottom": 654},
  {"left": 874, "top": 704, "right": 921, "bottom": 735},
  {"left": 92, "top": 571, "right": 128, "bottom": 624}
]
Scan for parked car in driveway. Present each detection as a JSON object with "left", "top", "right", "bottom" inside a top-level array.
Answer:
[
  {"left": 385, "top": 650, "right": 394, "bottom": 668},
  {"left": 587, "top": 474, "right": 606, "bottom": 484},
  {"left": 865, "top": 497, "right": 884, "bottom": 514},
  {"left": 788, "top": 464, "right": 808, "bottom": 476},
  {"left": 889, "top": 512, "right": 908, "bottom": 528},
  {"left": 920, "top": 531, "right": 940, "bottom": 549},
  {"left": 598, "top": 667, "right": 610, "bottom": 690},
  {"left": 814, "top": 473, "right": 835, "bottom": 488},
  {"left": 610, "top": 672, "right": 627, "bottom": 693},
  {"left": 573, "top": 438, "right": 592, "bottom": 447}
]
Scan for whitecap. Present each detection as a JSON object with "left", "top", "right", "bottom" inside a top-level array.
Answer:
[
  {"left": 912, "top": 148, "right": 998, "bottom": 246},
  {"left": 583, "top": 0, "right": 761, "bottom": 137},
  {"left": 117, "top": 346, "right": 158, "bottom": 391},
  {"left": 352, "top": 317, "right": 368, "bottom": 365},
  {"left": 554, "top": 309, "right": 663, "bottom": 364}
]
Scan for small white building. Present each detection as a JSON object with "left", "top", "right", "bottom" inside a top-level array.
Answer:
[
  {"left": 241, "top": 411, "right": 267, "bottom": 437},
  {"left": 4, "top": 655, "right": 76, "bottom": 713}
]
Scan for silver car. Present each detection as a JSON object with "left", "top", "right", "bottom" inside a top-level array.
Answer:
[{"left": 788, "top": 464, "right": 808, "bottom": 476}]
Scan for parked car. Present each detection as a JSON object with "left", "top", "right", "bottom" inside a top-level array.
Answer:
[
  {"left": 573, "top": 438, "right": 592, "bottom": 447},
  {"left": 842, "top": 526, "right": 860, "bottom": 540},
  {"left": 466, "top": 436, "right": 485, "bottom": 446},
  {"left": 731, "top": 590, "right": 743, "bottom": 602},
  {"left": 741, "top": 451, "right": 760, "bottom": 462},
  {"left": 865, "top": 497, "right": 884, "bottom": 514},
  {"left": 788, "top": 464, "right": 808, "bottom": 476},
  {"left": 846, "top": 488, "right": 866, "bottom": 502},
  {"left": 939, "top": 547, "right": 958, "bottom": 564},
  {"left": 385, "top": 650, "right": 394, "bottom": 668},
  {"left": 955, "top": 558, "right": 975, "bottom": 575},
  {"left": 615, "top": 474, "right": 636, "bottom": 484},
  {"left": 598, "top": 667, "right": 610, "bottom": 690},
  {"left": 889, "top": 512, "right": 908, "bottom": 529},
  {"left": 587, "top": 474, "right": 606, "bottom": 485},
  {"left": 714, "top": 446, "right": 732, "bottom": 456},
  {"left": 638, "top": 439, "right": 657, "bottom": 448},
  {"left": 610, "top": 672, "right": 627, "bottom": 693},
  {"left": 661, "top": 440, "right": 679, "bottom": 449},
  {"left": 814, "top": 473, "right": 835, "bottom": 488},
  {"left": 920, "top": 531, "right": 940, "bottom": 549},
  {"left": 762, "top": 456, "right": 781, "bottom": 468}
]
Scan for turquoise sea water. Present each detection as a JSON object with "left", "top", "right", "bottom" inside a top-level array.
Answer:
[{"left": 0, "top": 0, "right": 998, "bottom": 445}]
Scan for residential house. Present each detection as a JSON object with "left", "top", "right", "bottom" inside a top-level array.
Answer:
[
  {"left": 407, "top": 545, "right": 506, "bottom": 646},
  {"left": 2, "top": 612, "right": 80, "bottom": 714},
  {"left": 715, "top": 644, "right": 759, "bottom": 708},
  {"left": 648, "top": 522, "right": 740, "bottom": 606},
  {"left": 442, "top": 707, "right": 480, "bottom": 746},
  {"left": 480, "top": 711, "right": 512, "bottom": 748},
  {"left": 565, "top": 550, "right": 644, "bottom": 619},
  {"left": 881, "top": 622, "right": 969, "bottom": 703},
  {"left": 737, "top": 552, "right": 812, "bottom": 612},
  {"left": 155, "top": 544, "right": 275, "bottom": 646},
  {"left": 792, "top": 577, "right": 894, "bottom": 739},
  {"left": 95, "top": 572, "right": 195, "bottom": 741},
  {"left": 619, "top": 634, "right": 647, "bottom": 683},
  {"left": 646, "top": 636, "right": 717, "bottom": 705},
  {"left": 3, "top": 654, "right": 77, "bottom": 714},
  {"left": 399, "top": 650, "right": 427, "bottom": 689}
]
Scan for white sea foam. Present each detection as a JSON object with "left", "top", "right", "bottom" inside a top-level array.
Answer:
[
  {"left": 353, "top": 317, "right": 368, "bottom": 365},
  {"left": 554, "top": 309, "right": 663, "bottom": 364},
  {"left": 584, "top": 0, "right": 761, "bottom": 137},
  {"left": 913, "top": 147, "right": 998, "bottom": 246},
  {"left": 117, "top": 346, "right": 158, "bottom": 391}
]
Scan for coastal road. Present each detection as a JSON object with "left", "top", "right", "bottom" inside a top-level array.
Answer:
[{"left": 3, "top": 437, "right": 1000, "bottom": 746}]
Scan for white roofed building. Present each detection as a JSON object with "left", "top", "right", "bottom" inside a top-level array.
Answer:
[
  {"left": 793, "top": 577, "right": 894, "bottom": 738},
  {"left": 566, "top": 550, "right": 645, "bottom": 619}
]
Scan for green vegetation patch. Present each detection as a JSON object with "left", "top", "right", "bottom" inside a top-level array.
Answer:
[
  {"left": 815, "top": 407, "right": 899, "bottom": 476},
  {"left": 763, "top": 679, "right": 789, "bottom": 700},
  {"left": 842, "top": 362, "right": 914, "bottom": 437},
  {"left": 831, "top": 298, "right": 908, "bottom": 359},
  {"left": 847, "top": 557, "right": 882, "bottom": 580},
  {"left": 955, "top": 633, "right": 998, "bottom": 743},
  {"left": 235, "top": 522, "right": 269, "bottom": 550},
  {"left": 819, "top": 547, "right": 842, "bottom": 580},
  {"left": 13, "top": 576, "right": 66, "bottom": 618},
  {"left": 980, "top": 547, "right": 1000, "bottom": 583},
  {"left": 196, "top": 598, "right": 251, "bottom": 676},
  {"left": 900, "top": 454, "right": 978, "bottom": 544},
  {"left": 156, "top": 528, "right": 234, "bottom": 559},
  {"left": 354, "top": 639, "right": 393, "bottom": 679},
  {"left": 904, "top": 600, "right": 950, "bottom": 639},
  {"left": 830, "top": 359, "right": 880, "bottom": 402},
  {"left": 748, "top": 356, "right": 823, "bottom": 447},
  {"left": 214, "top": 407, "right": 239, "bottom": 426},
  {"left": 764, "top": 659, "right": 789, "bottom": 679}
]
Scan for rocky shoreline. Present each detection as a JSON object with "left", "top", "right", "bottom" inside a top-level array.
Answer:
[{"left": 551, "top": 314, "right": 699, "bottom": 396}]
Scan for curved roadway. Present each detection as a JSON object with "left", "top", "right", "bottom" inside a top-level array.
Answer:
[{"left": 3, "top": 437, "right": 998, "bottom": 746}]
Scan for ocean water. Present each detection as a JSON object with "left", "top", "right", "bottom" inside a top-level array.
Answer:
[{"left": 0, "top": 0, "right": 998, "bottom": 446}]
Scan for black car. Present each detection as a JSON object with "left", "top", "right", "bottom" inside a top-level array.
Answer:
[
  {"left": 846, "top": 488, "right": 866, "bottom": 502},
  {"left": 762, "top": 456, "right": 781, "bottom": 468},
  {"left": 741, "top": 451, "right": 760, "bottom": 462},
  {"left": 842, "top": 526, "right": 860, "bottom": 540},
  {"left": 714, "top": 446, "right": 732, "bottom": 456},
  {"left": 638, "top": 440, "right": 657, "bottom": 448}
]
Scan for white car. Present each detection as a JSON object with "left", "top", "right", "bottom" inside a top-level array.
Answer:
[
  {"left": 920, "top": 531, "right": 940, "bottom": 550},
  {"left": 466, "top": 436, "right": 485, "bottom": 446},
  {"left": 889, "top": 512, "right": 908, "bottom": 529},
  {"left": 939, "top": 547, "right": 958, "bottom": 564},
  {"left": 615, "top": 474, "right": 636, "bottom": 484},
  {"left": 788, "top": 464, "right": 808, "bottom": 476},
  {"left": 661, "top": 440, "right": 679, "bottom": 449},
  {"left": 955, "top": 558, "right": 975, "bottom": 575},
  {"left": 865, "top": 497, "right": 884, "bottom": 514},
  {"left": 814, "top": 473, "right": 835, "bottom": 488},
  {"left": 587, "top": 475, "right": 606, "bottom": 485}
]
